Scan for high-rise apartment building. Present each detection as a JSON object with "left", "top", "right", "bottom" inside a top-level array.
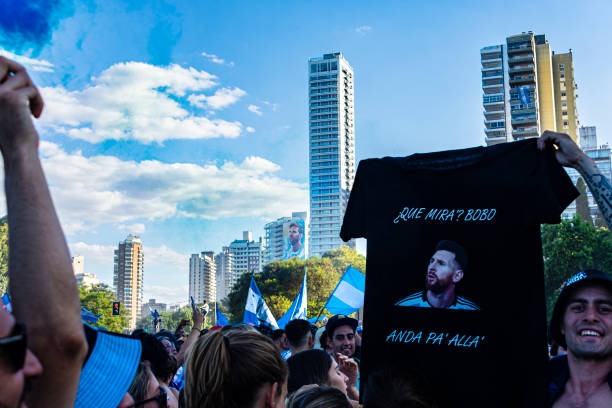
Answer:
[
  {"left": 189, "top": 251, "right": 216, "bottom": 304},
  {"left": 217, "top": 231, "right": 263, "bottom": 298},
  {"left": 113, "top": 234, "right": 144, "bottom": 330},
  {"left": 263, "top": 211, "right": 308, "bottom": 264},
  {"left": 563, "top": 126, "right": 611, "bottom": 222},
  {"left": 481, "top": 32, "right": 579, "bottom": 146},
  {"left": 72, "top": 255, "right": 84, "bottom": 275},
  {"left": 214, "top": 248, "right": 231, "bottom": 301},
  {"left": 308, "top": 52, "right": 356, "bottom": 257}
]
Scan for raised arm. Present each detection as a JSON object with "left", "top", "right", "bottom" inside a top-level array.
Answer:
[
  {"left": 0, "top": 56, "right": 87, "bottom": 407},
  {"left": 538, "top": 130, "right": 612, "bottom": 228}
]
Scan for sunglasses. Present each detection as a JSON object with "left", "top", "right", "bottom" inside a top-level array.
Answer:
[
  {"left": 128, "top": 386, "right": 168, "bottom": 408},
  {"left": 0, "top": 322, "right": 27, "bottom": 372}
]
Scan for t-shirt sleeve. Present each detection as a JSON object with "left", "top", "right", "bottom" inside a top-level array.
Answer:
[
  {"left": 529, "top": 143, "right": 579, "bottom": 224},
  {"left": 340, "top": 160, "right": 367, "bottom": 241}
]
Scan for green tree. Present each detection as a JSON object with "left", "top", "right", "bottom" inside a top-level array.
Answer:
[
  {"left": 226, "top": 246, "right": 365, "bottom": 322},
  {"left": 79, "top": 283, "right": 130, "bottom": 332},
  {"left": 542, "top": 216, "right": 612, "bottom": 319},
  {"left": 575, "top": 177, "right": 593, "bottom": 224},
  {"left": 0, "top": 216, "right": 8, "bottom": 295}
]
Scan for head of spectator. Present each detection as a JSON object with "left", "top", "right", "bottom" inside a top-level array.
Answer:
[
  {"left": 287, "top": 349, "right": 349, "bottom": 396},
  {"left": 128, "top": 362, "right": 172, "bottom": 408},
  {"left": 155, "top": 330, "right": 178, "bottom": 356},
  {"left": 133, "top": 331, "right": 177, "bottom": 386},
  {"left": 74, "top": 324, "right": 142, "bottom": 408},
  {"left": 287, "top": 386, "right": 352, "bottom": 408},
  {"left": 184, "top": 329, "right": 287, "bottom": 408},
  {"left": 272, "top": 329, "right": 290, "bottom": 353},
  {"left": 548, "top": 269, "right": 612, "bottom": 406},
  {"left": 326, "top": 315, "right": 358, "bottom": 358},
  {"left": 285, "top": 319, "right": 315, "bottom": 355},
  {"left": 0, "top": 308, "right": 43, "bottom": 408},
  {"left": 363, "top": 368, "right": 439, "bottom": 408}
]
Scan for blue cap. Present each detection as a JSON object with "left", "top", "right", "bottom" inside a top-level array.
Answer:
[{"left": 74, "top": 324, "right": 142, "bottom": 408}]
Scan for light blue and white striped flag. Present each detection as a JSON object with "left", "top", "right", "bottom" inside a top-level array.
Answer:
[
  {"left": 244, "top": 274, "right": 278, "bottom": 329},
  {"left": 324, "top": 266, "right": 365, "bottom": 316},
  {"left": 277, "top": 268, "right": 308, "bottom": 329},
  {"left": 2, "top": 292, "right": 12, "bottom": 313},
  {"left": 216, "top": 308, "right": 229, "bottom": 326},
  {"left": 518, "top": 86, "right": 531, "bottom": 105},
  {"left": 80, "top": 307, "right": 101, "bottom": 324}
]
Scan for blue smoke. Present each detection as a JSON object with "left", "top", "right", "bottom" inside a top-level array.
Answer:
[{"left": 0, "top": 0, "right": 75, "bottom": 55}]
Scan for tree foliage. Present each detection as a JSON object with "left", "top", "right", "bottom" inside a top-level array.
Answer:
[
  {"left": 226, "top": 246, "right": 365, "bottom": 322},
  {"left": 542, "top": 216, "right": 612, "bottom": 319},
  {"left": 79, "top": 283, "right": 130, "bottom": 332}
]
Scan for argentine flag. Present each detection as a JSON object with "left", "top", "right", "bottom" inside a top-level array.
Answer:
[
  {"left": 216, "top": 308, "right": 229, "bottom": 326},
  {"left": 518, "top": 86, "right": 531, "bottom": 105},
  {"left": 277, "top": 268, "right": 308, "bottom": 329},
  {"left": 323, "top": 266, "right": 365, "bottom": 316},
  {"left": 80, "top": 307, "right": 101, "bottom": 324},
  {"left": 244, "top": 274, "right": 278, "bottom": 329}
]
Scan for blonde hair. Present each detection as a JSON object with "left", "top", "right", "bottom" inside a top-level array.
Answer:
[{"left": 184, "top": 328, "right": 287, "bottom": 408}]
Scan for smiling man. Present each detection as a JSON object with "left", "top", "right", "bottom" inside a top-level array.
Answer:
[
  {"left": 395, "top": 240, "right": 479, "bottom": 310},
  {"left": 549, "top": 269, "right": 612, "bottom": 407}
]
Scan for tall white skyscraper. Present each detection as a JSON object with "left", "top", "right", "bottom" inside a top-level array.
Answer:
[
  {"left": 189, "top": 251, "right": 216, "bottom": 304},
  {"left": 113, "top": 234, "right": 143, "bottom": 330},
  {"left": 217, "top": 231, "right": 263, "bottom": 298},
  {"left": 308, "top": 52, "right": 356, "bottom": 257}
]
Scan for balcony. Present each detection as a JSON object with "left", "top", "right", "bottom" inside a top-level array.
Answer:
[
  {"left": 509, "top": 75, "right": 535, "bottom": 85},
  {"left": 481, "top": 64, "right": 502, "bottom": 72},
  {"left": 512, "top": 127, "right": 539, "bottom": 138},
  {"left": 485, "top": 134, "right": 507, "bottom": 145},
  {"left": 511, "top": 116, "right": 537, "bottom": 125},
  {"left": 508, "top": 54, "right": 534, "bottom": 64},
  {"left": 484, "top": 109, "right": 504, "bottom": 119},
  {"left": 507, "top": 44, "right": 533, "bottom": 54},
  {"left": 483, "top": 83, "right": 503, "bottom": 93},
  {"left": 508, "top": 65, "right": 534, "bottom": 74}
]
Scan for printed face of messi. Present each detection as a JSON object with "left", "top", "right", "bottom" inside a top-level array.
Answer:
[
  {"left": 426, "top": 250, "right": 463, "bottom": 294},
  {"left": 289, "top": 226, "right": 302, "bottom": 246}
]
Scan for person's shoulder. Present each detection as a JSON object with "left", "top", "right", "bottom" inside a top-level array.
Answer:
[
  {"left": 454, "top": 296, "right": 480, "bottom": 310},
  {"left": 395, "top": 291, "right": 425, "bottom": 306}
]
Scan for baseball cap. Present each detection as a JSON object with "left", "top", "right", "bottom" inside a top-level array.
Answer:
[
  {"left": 550, "top": 269, "right": 612, "bottom": 348},
  {"left": 326, "top": 314, "right": 358, "bottom": 337},
  {"left": 74, "top": 323, "right": 142, "bottom": 408}
]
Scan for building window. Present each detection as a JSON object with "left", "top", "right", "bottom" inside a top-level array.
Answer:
[
  {"left": 563, "top": 121, "right": 568, "bottom": 126},
  {"left": 559, "top": 64, "right": 565, "bottom": 71},
  {"left": 562, "top": 102, "right": 567, "bottom": 107},
  {"left": 562, "top": 111, "right": 568, "bottom": 116},
  {"left": 560, "top": 74, "right": 565, "bottom": 79}
]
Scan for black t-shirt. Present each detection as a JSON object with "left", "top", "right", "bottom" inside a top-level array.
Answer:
[{"left": 341, "top": 139, "right": 578, "bottom": 408}]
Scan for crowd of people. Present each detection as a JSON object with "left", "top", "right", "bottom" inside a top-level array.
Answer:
[{"left": 0, "top": 56, "right": 611, "bottom": 407}]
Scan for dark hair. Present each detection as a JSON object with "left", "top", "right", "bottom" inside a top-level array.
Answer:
[
  {"left": 289, "top": 222, "right": 304, "bottom": 234},
  {"left": 132, "top": 332, "right": 176, "bottom": 383},
  {"left": 363, "top": 369, "right": 439, "bottom": 408},
  {"left": 271, "top": 329, "right": 285, "bottom": 342},
  {"left": 287, "top": 349, "right": 333, "bottom": 394},
  {"left": 319, "top": 330, "right": 329, "bottom": 349},
  {"left": 287, "top": 386, "right": 351, "bottom": 408},
  {"left": 435, "top": 240, "right": 468, "bottom": 271},
  {"left": 285, "top": 319, "right": 312, "bottom": 348},
  {"left": 185, "top": 329, "right": 287, "bottom": 408}
]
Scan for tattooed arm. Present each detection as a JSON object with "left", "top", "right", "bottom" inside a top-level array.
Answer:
[{"left": 538, "top": 130, "right": 612, "bottom": 228}]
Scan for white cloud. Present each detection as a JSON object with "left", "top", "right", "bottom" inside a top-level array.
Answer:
[
  {"left": 118, "top": 223, "right": 146, "bottom": 234},
  {"left": 187, "top": 87, "right": 246, "bottom": 110},
  {"left": 146, "top": 245, "right": 189, "bottom": 269},
  {"left": 246, "top": 126, "right": 255, "bottom": 133},
  {"left": 0, "top": 48, "right": 55, "bottom": 72},
  {"left": 34, "top": 142, "right": 307, "bottom": 232},
  {"left": 38, "top": 62, "right": 244, "bottom": 144},
  {"left": 201, "top": 51, "right": 234, "bottom": 67},
  {"left": 354, "top": 25, "right": 372, "bottom": 35},
  {"left": 248, "top": 104, "right": 262, "bottom": 116},
  {"left": 69, "top": 242, "right": 115, "bottom": 266},
  {"left": 144, "top": 285, "right": 189, "bottom": 305},
  {"left": 261, "top": 100, "right": 280, "bottom": 111}
]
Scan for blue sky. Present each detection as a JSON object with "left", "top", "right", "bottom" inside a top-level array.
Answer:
[{"left": 1, "top": 0, "right": 611, "bottom": 304}]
